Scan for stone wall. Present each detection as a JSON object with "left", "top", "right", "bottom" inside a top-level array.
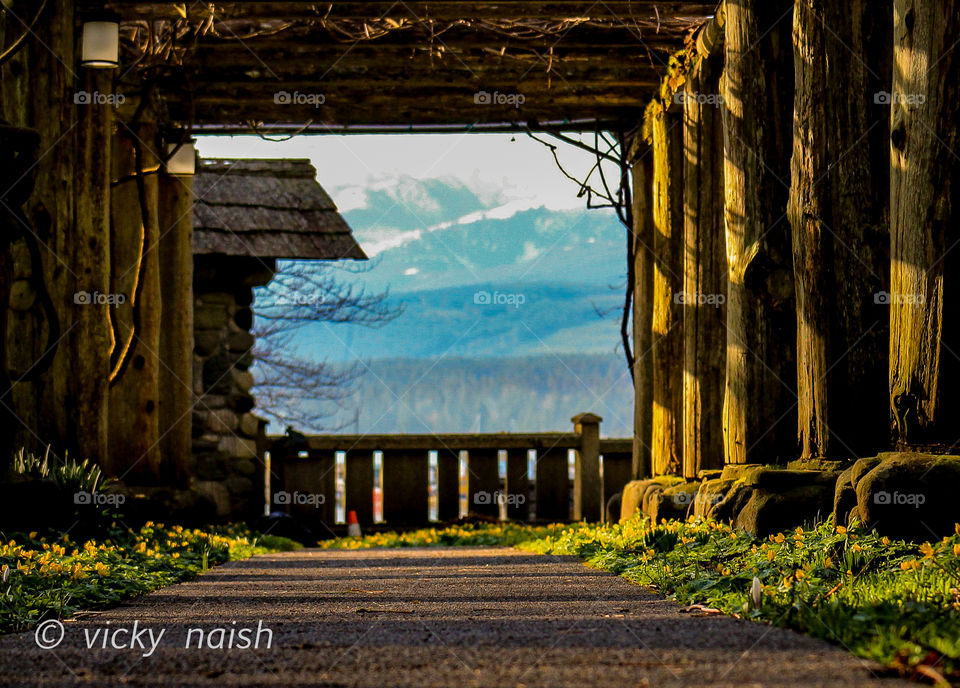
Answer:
[{"left": 190, "top": 255, "right": 274, "bottom": 521}]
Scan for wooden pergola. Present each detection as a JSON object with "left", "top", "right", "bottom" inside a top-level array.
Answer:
[{"left": 3, "top": 1, "right": 960, "bottom": 530}]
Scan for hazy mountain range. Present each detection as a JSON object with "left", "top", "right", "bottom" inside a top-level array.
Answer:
[{"left": 258, "top": 175, "right": 634, "bottom": 436}]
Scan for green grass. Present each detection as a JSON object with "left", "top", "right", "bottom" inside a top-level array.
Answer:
[
  {"left": 0, "top": 522, "right": 301, "bottom": 633},
  {"left": 316, "top": 522, "right": 569, "bottom": 549},
  {"left": 325, "top": 517, "right": 960, "bottom": 683}
]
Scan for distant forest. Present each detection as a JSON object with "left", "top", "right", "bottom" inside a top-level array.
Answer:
[{"left": 312, "top": 353, "right": 633, "bottom": 436}]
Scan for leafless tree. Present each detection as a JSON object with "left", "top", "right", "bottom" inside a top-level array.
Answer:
[{"left": 252, "top": 260, "right": 402, "bottom": 432}]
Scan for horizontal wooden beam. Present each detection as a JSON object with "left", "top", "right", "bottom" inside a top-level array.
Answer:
[
  {"left": 95, "top": 1, "right": 717, "bottom": 23},
  {"left": 275, "top": 432, "right": 582, "bottom": 452}
]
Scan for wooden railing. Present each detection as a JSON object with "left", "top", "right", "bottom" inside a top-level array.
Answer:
[{"left": 268, "top": 412, "right": 632, "bottom": 532}]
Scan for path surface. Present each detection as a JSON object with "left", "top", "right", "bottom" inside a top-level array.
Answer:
[{"left": 0, "top": 547, "right": 910, "bottom": 687}]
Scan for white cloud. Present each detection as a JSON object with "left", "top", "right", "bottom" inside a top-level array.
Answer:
[
  {"left": 520, "top": 242, "right": 541, "bottom": 262},
  {"left": 196, "top": 132, "right": 612, "bottom": 215}
]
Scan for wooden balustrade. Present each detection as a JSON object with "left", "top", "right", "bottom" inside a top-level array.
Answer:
[{"left": 268, "top": 413, "right": 631, "bottom": 532}]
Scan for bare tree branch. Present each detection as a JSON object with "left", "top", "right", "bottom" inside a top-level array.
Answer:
[{"left": 252, "top": 259, "right": 403, "bottom": 432}]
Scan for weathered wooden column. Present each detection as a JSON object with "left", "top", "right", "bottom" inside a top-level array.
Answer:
[
  {"left": 789, "top": 0, "right": 891, "bottom": 459},
  {"left": 650, "top": 107, "right": 684, "bottom": 475},
  {"left": 572, "top": 412, "right": 602, "bottom": 521},
  {"left": 1, "top": 0, "right": 77, "bottom": 458},
  {"left": 889, "top": 0, "right": 960, "bottom": 445},
  {"left": 682, "top": 41, "right": 727, "bottom": 478},
  {"left": 158, "top": 168, "right": 194, "bottom": 485},
  {"left": 721, "top": 0, "right": 797, "bottom": 465},
  {"left": 109, "top": 117, "right": 163, "bottom": 480},
  {"left": 69, "top": 71, "right": 113, "bottom": 467},
  {"left": 630, "top": 143, "right": 655, "bottom": 480}
]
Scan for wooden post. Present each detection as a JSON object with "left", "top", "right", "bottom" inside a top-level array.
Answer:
[
  {"left": 789, "top": 0, "right": 891, "bottom": 459},
  {"left": 682, "top": 54, "right": 727, "bottom": 478},
  {"left": 721, "top": 0, "right": 797, "bottom": 465},
  {"left": 109, "top": 120, "right": 163, "bottom": 481},
  {"left": 504, "top": 449, "right": 530, "bottom": 521},
  {"left": 158, "top": 171, "right": 194, "bottom": 485},
  {"left": 466, "top": 448, "right": 500, "bottom": 518},
  {"left": 534, "top": 448, "right": 570, "bottom": 521},
  {"left": 1, "top": 0, "right": 76, "bottom": 458},
  {"left": 572, "top": 412, "right": 602, "bottom": 521},
  {"left": 70, "top": 69, "right": 112, "bottom": 467},
  {"left": 382, "top": 450, "right": 429, "bottom": 525},
  {"left": 651, "top": 109, "right": 684, "bottom": 475},
  {"left": 435, "top": 449, "right": 460, "bottom": 522},
  {"left": 889, "top": 0, "right": 960, "bottom": 445},
  {"left": 631, "top": 145, "right": 655, "bottom": 480},
  {"left": 280, "top": 453, "right": 336, "bottom": 535},
  {"left": 345, "top": 451, "right": 374, "bottom": 526}
]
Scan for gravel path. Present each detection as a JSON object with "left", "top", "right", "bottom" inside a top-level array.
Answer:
[{"left": 0, "top": 547, "right": 911, "bottom": 687}]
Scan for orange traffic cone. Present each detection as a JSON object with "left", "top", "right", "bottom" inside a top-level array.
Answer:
[{"left": 347, "top": 510, "right": 361, "bottom": 537}]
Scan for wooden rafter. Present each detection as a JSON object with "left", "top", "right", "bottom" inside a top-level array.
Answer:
[{"left": 89, "top": 1, "right": 716, "bottom": 131}]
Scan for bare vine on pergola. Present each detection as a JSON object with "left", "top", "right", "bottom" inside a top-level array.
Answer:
[{"left": 526, "top": 127, "right": 637, "bottom": 382}]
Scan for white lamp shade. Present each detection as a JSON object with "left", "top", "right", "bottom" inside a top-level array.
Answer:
[
  {"left": 81, "top": 21, "right": 119, "bottom": 68},
  {"left": 166, "top": 142, "right": 196, "bottom": 176}
]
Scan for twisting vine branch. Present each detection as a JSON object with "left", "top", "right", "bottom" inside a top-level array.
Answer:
[{"left": 526, "top": 126, "right": 636, "bottom": 380}]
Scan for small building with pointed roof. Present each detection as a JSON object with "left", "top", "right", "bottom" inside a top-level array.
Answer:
[{"left": 189, "top": 157, "right": 364, "bottom": 520}]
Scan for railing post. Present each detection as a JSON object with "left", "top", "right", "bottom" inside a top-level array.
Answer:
[{"left": 572, "top": 412, "right": 602, "bottom": 521}]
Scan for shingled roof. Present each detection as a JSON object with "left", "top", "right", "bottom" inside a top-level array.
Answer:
[{"left": 192, "top": 158, "right": 367, "bottom": 260}]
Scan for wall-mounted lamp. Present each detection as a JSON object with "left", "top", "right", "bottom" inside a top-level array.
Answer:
[
  {"left": 165, "top": 140, "right": 196, "bottom": 176},
  {"left": 81, "top": 14, "right": 120, "bottom": 69}
]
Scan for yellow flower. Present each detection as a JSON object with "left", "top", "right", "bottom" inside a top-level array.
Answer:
[
  {"left": 774, "top": 534, "right": 785, "bottom": 544},
  {"left": 824, "top": 557, "right": 833, "bottom": 568},
  {"left": 852, "top": 544, "right": 862, "bottom": 552},
  {"left": 94, "top": 563, "right": 110, "bottom": 576},
  {"left": 172, "top": 553, "right": 180, "bottom": 559},
  {"left": 953, "top": 544, "right": 960, "bottom": 557},
  {"left": 28, "top": 532, "right": 37, "bottom": 540},
  {"left": 71, "top": 562, "right": 85, "bottom": 580},
  {"left": 901, "top": 559, "right": 920, "bottom": 570},
  {"left": 881, "top": 537, "right": 891, "bottom": 546},
  {"left": 919, "top": 542, "right": 935, "bottom": 559},
  {"left": 795, "top": 569, "right": 805, "bottom": 580},
  {"left": 766, "top": 549, "right": 776, "bottom": 562},
  {"left": 794, "top": 527, "right": 804, "bottom": 536},
  {"left": 836, "top": 526, "right": 847, "bottom": 535}
]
